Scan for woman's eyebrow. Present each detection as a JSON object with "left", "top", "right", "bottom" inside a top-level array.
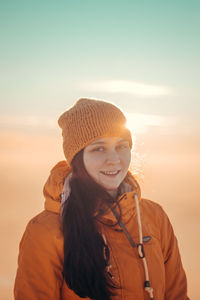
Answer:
[
  {"left": 117, "top": 139, "right": 129, "bottom": 144},
  {"left": 90, "top": 141, "right": 105, "bottom": 145}
]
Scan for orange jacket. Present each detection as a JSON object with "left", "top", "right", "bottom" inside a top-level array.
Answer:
[{"left": 14, "top": 161, "right": 189, "bottom": 300}]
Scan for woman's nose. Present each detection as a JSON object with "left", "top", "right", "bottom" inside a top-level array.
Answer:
[{"left": 106, "top": 150, "right": 120, "bottom": 164}]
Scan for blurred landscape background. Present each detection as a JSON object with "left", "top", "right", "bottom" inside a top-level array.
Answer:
[{"left": 1, "top": 1, "right": 199, "bottom": 299}]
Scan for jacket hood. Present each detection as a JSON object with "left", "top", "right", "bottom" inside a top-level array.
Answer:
[{"left": 43, "top": 160, "right": 141, "bottom": 222}]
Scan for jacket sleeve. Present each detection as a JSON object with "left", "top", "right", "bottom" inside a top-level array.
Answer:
[
  {"left": 159, "top": 208, "right": 190, "bottom": 300},
  {"left": 14, "top": 213, "right": 64, "bottom": 300}
]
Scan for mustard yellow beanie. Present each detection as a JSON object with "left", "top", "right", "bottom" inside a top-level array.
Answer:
[{"left": 58, "top": 98, "right": 132, "bottom": 165}]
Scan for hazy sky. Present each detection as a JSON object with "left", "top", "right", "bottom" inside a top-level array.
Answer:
[{"left": 1, "top": 0, "right": 199, "bottom": 133}]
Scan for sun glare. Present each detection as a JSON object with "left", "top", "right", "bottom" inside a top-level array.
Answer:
[{"left": 125, "top": 112, "right": 167, "bottom": 136}]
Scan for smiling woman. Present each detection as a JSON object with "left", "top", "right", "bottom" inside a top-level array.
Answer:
[
  {"left": 14, "top": 98, "right": 190, "bottom": 300},
  {"left": 83, "top": 137, "right": 131, "bottom": 198}
]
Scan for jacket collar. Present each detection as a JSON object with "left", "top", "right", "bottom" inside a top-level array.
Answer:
[{"left": 43, "top": 160, "right": 141, "bottom": 223}]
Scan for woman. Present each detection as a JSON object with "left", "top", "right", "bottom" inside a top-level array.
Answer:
[{"left": 14, "top": 98, "right": 189, "bottom": 300}]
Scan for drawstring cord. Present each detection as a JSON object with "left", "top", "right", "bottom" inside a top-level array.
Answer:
[
  {"left": 110, "top": 193, "right": 154, "bottom": 300},
  {"left": 134, "top": 193, "right": 154, "bottom": 300}
]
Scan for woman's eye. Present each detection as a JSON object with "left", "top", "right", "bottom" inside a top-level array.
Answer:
[
  {"left": 117, "top": 144, "right": 129, "bottom": 150},
  {"left": 93, "top": 147, "right": 105, "bottom": 152}
]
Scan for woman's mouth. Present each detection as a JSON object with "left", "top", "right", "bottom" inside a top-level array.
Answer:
[{"left": 100, "top": 170, "right": 121, "bottom": 177}]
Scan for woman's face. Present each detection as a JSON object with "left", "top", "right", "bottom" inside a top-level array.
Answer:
[{"left": 83, "top": 136, "right": 131, "bottom": 197}]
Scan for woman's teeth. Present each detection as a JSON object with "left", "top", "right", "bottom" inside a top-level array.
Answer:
[{"left": 101, "top": 170, "right": 120, "bottom": 175}]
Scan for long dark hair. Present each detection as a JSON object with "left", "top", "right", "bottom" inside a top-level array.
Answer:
[{"left": 62, "top": 150, "right": 121, "bottom": 300}]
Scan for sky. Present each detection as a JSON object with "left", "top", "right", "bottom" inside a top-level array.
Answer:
[
  {"left": 0, "top": 1, "right": 200, "bottom": 299},
  {"left": 0, "top": 0, "right": 200, "bottom": 127}
]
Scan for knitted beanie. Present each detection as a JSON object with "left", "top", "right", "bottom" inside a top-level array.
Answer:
[{"left": 58, "top": 98, "right": 132, "bottom": 165}]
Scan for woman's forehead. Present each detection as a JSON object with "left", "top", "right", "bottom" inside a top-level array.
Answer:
[{"left": 90, "top": 136, "right": 128, "bottom": 145}]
